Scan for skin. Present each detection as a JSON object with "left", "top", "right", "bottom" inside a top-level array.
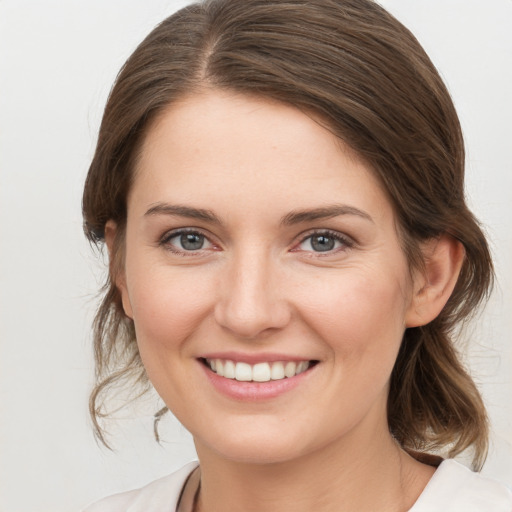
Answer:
[{"left": 108, "top": 90, "right": 463, "bottom": 512}]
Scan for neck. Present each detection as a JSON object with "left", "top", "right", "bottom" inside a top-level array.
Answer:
[{"left": 193, "top": 417, "right": 434, "bottom": 512}]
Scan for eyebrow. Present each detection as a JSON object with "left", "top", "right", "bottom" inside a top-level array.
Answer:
[
  {"left": 280, "top": 204, "right": 374, "bottom": 225},
  {"left": 144, "top": 202, "right": 373, "bottom": 225},
  {"left": 145, "top": 203, "right": 222, "bottom": 224}
]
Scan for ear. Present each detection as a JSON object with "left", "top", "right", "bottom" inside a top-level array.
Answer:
[
  {"left": 405, "top": 234, "right": 465, "bottom": 328},
  {"left": 104, "top": 220, "right": 133, "bottom": 319}
]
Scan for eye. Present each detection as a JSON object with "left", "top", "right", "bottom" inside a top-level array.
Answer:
[
  {"left": 160, "top": 229, "right": 214, "bottom": 254},
  {"left": 296, "top": 231, "right": 352, "bottom": 253}
]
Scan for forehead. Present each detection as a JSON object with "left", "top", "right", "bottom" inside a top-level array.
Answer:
[{"left": 130, "top": 90, "right": 393, "bottom": 225}]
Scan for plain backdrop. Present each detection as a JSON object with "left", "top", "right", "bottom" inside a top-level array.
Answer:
[{"left": 0, "top": 1, "right": 511, "bottom": 511}]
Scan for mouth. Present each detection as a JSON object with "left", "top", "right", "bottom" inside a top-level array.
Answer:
[{"left": 200, "top": 358, "right": 319, "bottom": 383}]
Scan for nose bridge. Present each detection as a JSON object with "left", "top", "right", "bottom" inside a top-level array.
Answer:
[{"left": 214, "top": 243, "right": 289, "bottom": 339}]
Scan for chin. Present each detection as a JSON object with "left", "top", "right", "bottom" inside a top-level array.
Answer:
[
  {"left": 212, "top": 440, "right": 306, "bottom": 465},
  {"left": 192, "top": 418, "right": 327, "bottom": 466}
]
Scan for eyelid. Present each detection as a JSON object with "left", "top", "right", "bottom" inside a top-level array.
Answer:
[
  {"left": 157, "top": 226, "right": 355, "bottom": 255},
  {"left": 159, "top": 227, "right": 219, "bottom": 254},
  {"left": 160, "top": 226, "right": 206, "bottom": 243},
  {"left": 292, "top": 229, "right": 355, "bottom": 253}
]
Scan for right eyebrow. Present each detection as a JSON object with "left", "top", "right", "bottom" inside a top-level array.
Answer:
[{"left": 144, "top": 203, "right": 222, "bottom": 224}]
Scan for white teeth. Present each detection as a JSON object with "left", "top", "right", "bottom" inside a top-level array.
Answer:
[
  {"left": 252, "top": 362, "right": 271, "bottom": 382},
  {"left": 296, "top": 361, "right": 308, "bottom": 374},
  {"left": 271, "top": 362, "right": 285, "bottom": 380},
  {"left": 224, "top": 360, "right": 236, "bottom": 379},
  {"left": 284, "top": 361, "right": 297, "bottom": 378},
  {"left": 235, "top": 362, "right": 252, "bottom": 381},
  {"left": 206, "top": 359, "right": 312, "bottom": 382}
]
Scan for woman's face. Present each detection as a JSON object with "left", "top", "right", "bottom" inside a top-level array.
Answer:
[{"left": 117, "top": 90, "right": 419, "bottom": 464}]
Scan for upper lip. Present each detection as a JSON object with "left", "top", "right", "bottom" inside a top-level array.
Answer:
[{"left": 198, "top": 352, "right": 316, "bottom": 365}]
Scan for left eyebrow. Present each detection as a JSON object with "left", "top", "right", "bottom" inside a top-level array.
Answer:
[{"left": 280, "top": 204, "right": 374, "bottom": 225}]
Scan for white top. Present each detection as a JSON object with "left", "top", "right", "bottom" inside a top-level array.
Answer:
[{"left": 83, "top": 459, "right": 512, "bottom": 512}]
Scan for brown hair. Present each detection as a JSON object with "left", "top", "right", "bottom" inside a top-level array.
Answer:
[{"left": 83, "top": 0, "right": 493, "bottom": 469}]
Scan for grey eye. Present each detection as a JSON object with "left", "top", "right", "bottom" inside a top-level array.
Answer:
[
  {"left": 162, "top": 230, "right": 214, "bottom": 254},
  {"left": 298, "top": 233, "right": 347, "bottom": 253},
  {"left": 310, "top": 235, "right": 335, "bottom": 251},
  {"left": 179, "top": 233, "right": 205, "bottom": 250}
]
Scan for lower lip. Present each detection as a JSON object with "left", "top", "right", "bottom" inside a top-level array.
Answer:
[{"left": 199, "top": 361, "right": 315, "bottom": 401}]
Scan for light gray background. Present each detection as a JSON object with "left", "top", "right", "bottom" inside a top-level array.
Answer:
[{"left": 0, "top": 1, "right": 511, "bottom": 511}]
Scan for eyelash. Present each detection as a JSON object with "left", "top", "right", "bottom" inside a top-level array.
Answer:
[
  {"left": 158, "top": 228, "right": 354, "bottom": 256},
  {"left": 159, "top": 228, "right": 215, "bottom": 256},
  {"left": 294, "top": 229, "right": 354, "bottom": 256}
]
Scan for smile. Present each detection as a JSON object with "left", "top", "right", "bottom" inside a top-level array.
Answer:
[{"left": 203, "top": 358, "right": 315, "bottom": 382}]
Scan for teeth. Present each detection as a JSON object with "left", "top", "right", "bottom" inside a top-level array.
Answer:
[
  {"left": 252, "top": 362, "right": 271, "bottom": 382},
  {"left": 235, "top": 362, "right": 252, "bottom": 381},
  {"left": 215, "top": 359, "right": 224, "bottom": 377},
  {"left": 224, "top": 360, "right": 236, "bottom": 379},
  {"left": 297, "top": 361, "right": 308, "bottom": 374},
  {"left": 205, "top": 359, "right": 312, "bottom": 382},
  {"left": 271, "top": 362, "right": 285, "bottom": 380},
  {"left": 284, "top": 361, "right": 296, "bottom": 378}
]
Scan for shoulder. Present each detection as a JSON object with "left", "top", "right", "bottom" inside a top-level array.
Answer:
[
  {"left": 82, "top": 461, "right": 199, "bottom": 512},
  {"left": 411, "top": 459, "right": 512, "bottom": 512}
]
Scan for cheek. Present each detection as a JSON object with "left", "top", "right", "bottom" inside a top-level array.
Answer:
[
  {"left": 294, "top": 267, "right": 410, "bottom": 431},
  {"left": 123, "top": 263, "right": 218, "bottom": 410},
  {"left": 296, "top": 266, "right": 409, "bottom": 361},
  {"left": 124, "top": 262, "right": 215, "bottom": 353}
]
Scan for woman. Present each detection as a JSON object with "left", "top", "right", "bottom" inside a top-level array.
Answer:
[{"left": 82, "top": 0, "right": 512, "bottom": 510}]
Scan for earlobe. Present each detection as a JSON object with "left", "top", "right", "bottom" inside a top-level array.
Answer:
[
  {"left": 105, "top": 220, "right": 133, "bottom": 319},
  {"left": 405, "top": 235, "right": 465, "bottom": 328}
]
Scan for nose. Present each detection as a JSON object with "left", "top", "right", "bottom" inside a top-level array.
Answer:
[{"left": 213, "top": 248, "right": 291, "bottom": 340}]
